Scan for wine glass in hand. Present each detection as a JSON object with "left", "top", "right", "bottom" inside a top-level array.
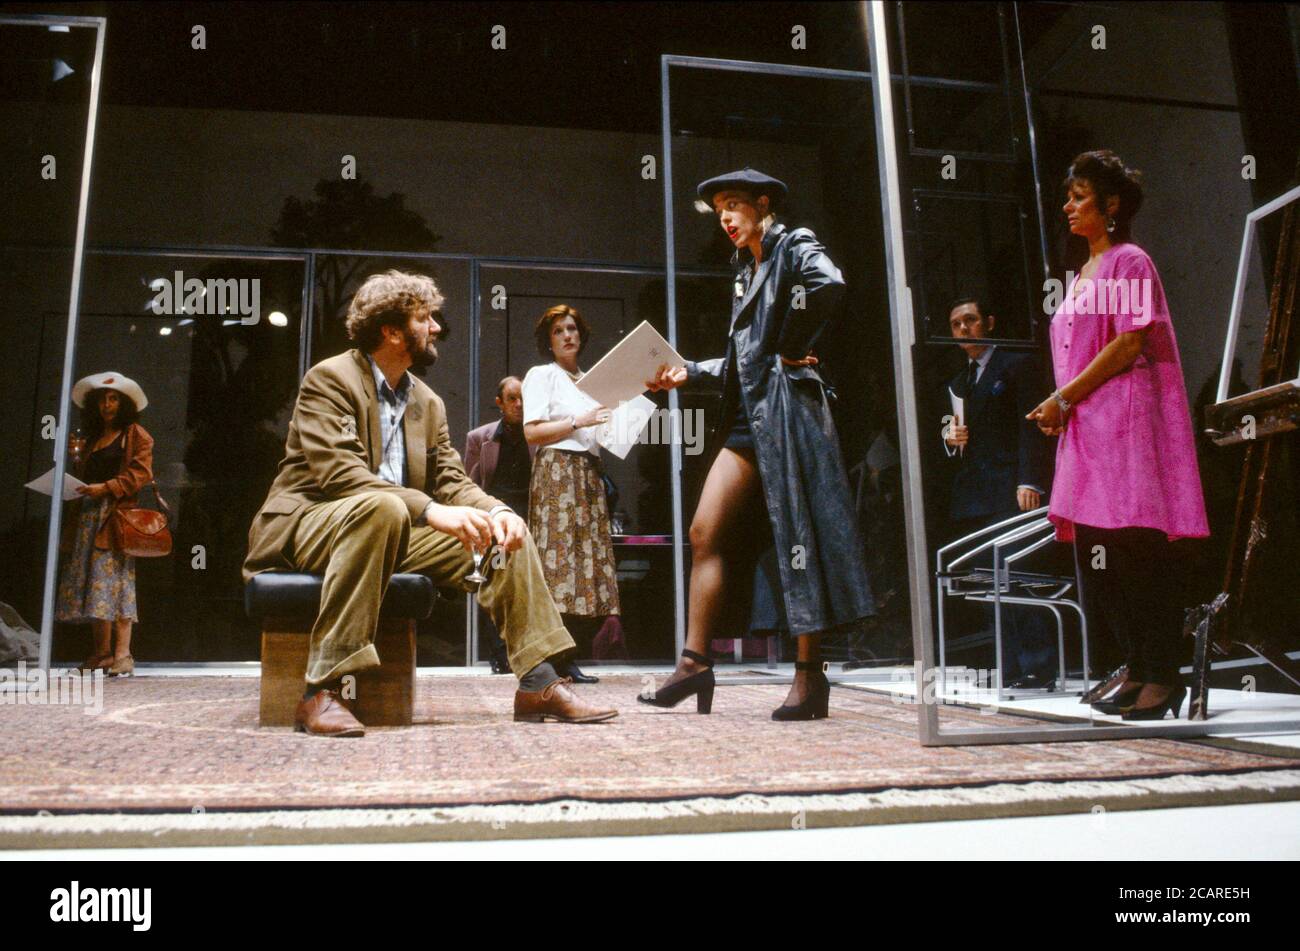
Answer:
[{"left": 465, "top": 541, "right": 489, "bottom": 586}]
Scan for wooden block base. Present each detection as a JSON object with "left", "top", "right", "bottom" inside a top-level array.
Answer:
[{"left": 259, "top": 618, "right": 416, "bottom": 727}]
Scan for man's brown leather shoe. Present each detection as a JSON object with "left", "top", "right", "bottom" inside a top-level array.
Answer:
[
  {"left": 514, "top": 678, "right": 618, "bottom": 723},
  {"left": 294, "top": 689, "right": 365, "bottom": 737}
]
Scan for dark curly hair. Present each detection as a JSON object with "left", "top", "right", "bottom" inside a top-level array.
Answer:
[
  {"left": 80, "top": 388, "right": 140, "bottom": 441},
  {"left": 1064, "top": 150, "right": 1144, "bottom": 242},
  {"left": 534, "top": 304, "right": 590, "bottom": 359}
]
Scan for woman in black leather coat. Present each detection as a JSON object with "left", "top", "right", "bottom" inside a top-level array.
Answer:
[{"left": 640, "top": 168, "right": 875, "bottom": 720}]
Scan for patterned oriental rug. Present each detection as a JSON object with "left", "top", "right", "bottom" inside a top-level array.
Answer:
[{"left": 1, "top": 675, "right": 1298, "bottom": 848}]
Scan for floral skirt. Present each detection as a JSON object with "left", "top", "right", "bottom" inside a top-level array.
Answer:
[
  {"left": 55, "top": 498, "right": 137, "bottom": 623},
  {"left": 528, "top": 448, "right": 621, "bottom": 617}
]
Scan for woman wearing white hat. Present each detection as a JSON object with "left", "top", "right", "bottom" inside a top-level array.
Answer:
[{"left": 55, "top": 372, "right": 154, "bottom": 676}]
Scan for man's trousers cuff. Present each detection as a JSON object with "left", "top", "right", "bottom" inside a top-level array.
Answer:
[
  {"left": 509, "top": 626, "right": 576, "bottom": 681},
  {"left": 306, "top": 643, "right": 381, "bottom": 686}
]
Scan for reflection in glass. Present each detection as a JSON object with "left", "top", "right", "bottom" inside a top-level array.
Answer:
[{"left": 47, "top": 254, "right": 305, "bottom": 665}]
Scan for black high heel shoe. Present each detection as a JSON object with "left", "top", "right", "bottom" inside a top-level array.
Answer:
[
  {"left": 1080, "top": 664, "right": 1130, "bottom": 704},
  {"left": 637, "top": 649, "right": 715, "bottom": 714},
  {"left": 1091, "top": 680, "right": 1144, "bottom": 716},
  {"left": 1121, "top": 684, "right": 1187, "bottom": 721},
  {"left": 772, "top": 661, "right": 830, "bottom": 721}
]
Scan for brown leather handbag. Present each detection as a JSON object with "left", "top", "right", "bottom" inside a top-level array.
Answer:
[{"left": 109, "top": 482, "right": 173, "bottom": 558}]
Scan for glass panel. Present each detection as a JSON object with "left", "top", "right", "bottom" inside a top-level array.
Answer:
[
  {"left": 667, "top": 62, "right": 910, "bottom": 668},
  {"left": 476, "top": 264, "right": 678, "bottom": 663},
  {"left": 0, "top": 19, "right": 99, "bottom": 674},
  {"left": 911, "top": 191, "right": 1037, "bottom": 340},
  {"left": 311, "top": 254, "right": 474, "bottom": 666},
  {"left": 49, "top": 253, "right": 305, "bottom": 664},
  {"left": 898, "top": 1, "right": 1016, "bottom": 158}
]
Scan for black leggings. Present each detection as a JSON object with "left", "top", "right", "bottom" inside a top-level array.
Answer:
[{"left": 1074, "top": 524, "right": 1186, "bottom": 686}]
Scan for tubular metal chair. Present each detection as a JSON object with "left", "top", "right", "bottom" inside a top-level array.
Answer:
[{"left": 935, "top": 508, "right": 1091, "bottom": 702}]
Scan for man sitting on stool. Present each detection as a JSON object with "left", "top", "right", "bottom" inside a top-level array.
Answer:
[
  {"left": 243, "top": 270, "right": 618, "bottom": 735},
  {"left": 942, "top": 295, "right": 1056, "bottom": 690}
]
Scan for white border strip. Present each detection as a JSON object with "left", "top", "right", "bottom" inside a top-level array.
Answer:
[{"left": 4, "top": 769, "right": 1298, "bottom": 849}]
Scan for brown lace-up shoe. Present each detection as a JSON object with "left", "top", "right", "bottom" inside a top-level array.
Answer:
[
  {"left": 513, "top": 678, "right": 618, "bottom": 723},
  {"left": 294, "top": 689, "right": 365, "bottom": 737}
]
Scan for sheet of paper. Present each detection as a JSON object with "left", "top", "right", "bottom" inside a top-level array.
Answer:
[
  {"left": 948, "top": 388, "right": 965, "bottom": 457},
  {"left": 25, "top": 467, "right": 87, "bottom": 501},
  {"left": 595, "top": 394, "right": 657, "bottom": 460},
  {"left": 575, "top": 321, "right": 684, "bottom": 409}
]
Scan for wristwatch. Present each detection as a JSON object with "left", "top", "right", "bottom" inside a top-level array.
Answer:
[
  {"left": 569, "top": 415, "right": 577, "bottom": 431},
  {"left": 1051, "top": 389, "right": 1072, "bottom": 415}
]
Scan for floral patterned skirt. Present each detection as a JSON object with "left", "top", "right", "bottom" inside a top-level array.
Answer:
[
  {"left": 55, "top": 498, "right": 137, "bottom": 623},
  {"left": 528, "top": 448, "right": 621, "bottom": 617}
]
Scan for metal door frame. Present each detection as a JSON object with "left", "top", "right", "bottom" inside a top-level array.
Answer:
[{"left": 5, "top": 13, "right": 109, "bottom": 673}]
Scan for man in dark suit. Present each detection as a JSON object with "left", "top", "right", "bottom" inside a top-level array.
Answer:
[
  {"left": 942, "top": 296, "right": 1056, "bottom": 689},
  {"left": 465, "top": 376, "right": 533, "bottom": 675},
  {"left": 464, "top": 375, "right": 598, "bottom": 682},
  {"left": 464, "top": 376, "right": 535, "bottom": 521}
]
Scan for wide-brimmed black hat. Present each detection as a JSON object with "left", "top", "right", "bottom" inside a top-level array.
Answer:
[{"left": 695, "top": 167, "right": 788, "bottom": 209}]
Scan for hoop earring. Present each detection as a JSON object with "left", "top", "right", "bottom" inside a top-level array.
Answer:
[{"left": 1104, "top": 215, "right": 1117, "bottom": 234}]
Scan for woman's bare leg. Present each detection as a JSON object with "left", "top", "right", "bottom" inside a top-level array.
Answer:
[
  {"left": 661, "top": 447, "right": 762, "bottom": 687},
  {"left": 90, "top": 620, "right": 111, "bottom": 661},
  {"left": 113, "top": 619, "right": 132, "bottom": 661},
  {"left": 784, "top": 633, "right": 822, "bottom": 706}
]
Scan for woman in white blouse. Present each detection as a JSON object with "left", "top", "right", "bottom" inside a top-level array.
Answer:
[{"left": 521, "top": 304, "right": 625, "bottom": 678}]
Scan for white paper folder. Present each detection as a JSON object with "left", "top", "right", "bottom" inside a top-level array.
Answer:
[
  {"left": 25, "top": 467, "right": 86, "bottom": 501},
  {"left": 575, "top": 321, "right": 684, "bottom": 409}
]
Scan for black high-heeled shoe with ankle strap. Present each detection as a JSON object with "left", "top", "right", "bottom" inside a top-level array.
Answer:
[
  {"left": 771, "top": 661, "right": 830, "bottom": 721},
  {"left": 637, "top": 648, "right": 715, "bottom": 714}
]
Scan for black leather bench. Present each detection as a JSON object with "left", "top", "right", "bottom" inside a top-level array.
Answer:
[{"left": 245, "top": 572, "right": 437, "bottom": 727}]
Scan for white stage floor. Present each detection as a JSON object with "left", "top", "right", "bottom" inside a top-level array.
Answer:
[{"left": 839, "top": 667, "right": 1300, "bottom": 751}]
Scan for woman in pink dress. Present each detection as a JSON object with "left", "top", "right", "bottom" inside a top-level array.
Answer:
[{"left": 1027, "top": 150, "right": 1209, "bottom": 721}]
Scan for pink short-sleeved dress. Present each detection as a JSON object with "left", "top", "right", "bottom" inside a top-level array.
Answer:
[{"left": 1047, "top": 242, "right": 1209, "bottom": 543}]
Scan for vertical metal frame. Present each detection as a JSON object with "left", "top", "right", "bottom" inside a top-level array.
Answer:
[
  {"left": 299, "top": 251, "right": 315, "bottom": 379},
  {"left": 9, "top": 13, "right": 109, "bottom": 672},
  {"left": 468, "top": 259, "right": 481, "bottom": 666},
  {"left": 864, "top": 0, "right": 939, "bottom": 743},
  {"left": 1216, "top": 184, "right": 1300, "bottom": 402},
  {"left": 660, "top": 53, "right": 687, "bottom": 658},
  {"left": 1012, "top": 1, "right": 1052, "bottom": 286}
]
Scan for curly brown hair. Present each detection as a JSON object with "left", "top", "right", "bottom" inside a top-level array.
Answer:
[
  {"left": 533, "top": 304, "right": 590, "bottom": 359},
  {"left": 344, "top": 270, "right": 445, "bottom": 352}
]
